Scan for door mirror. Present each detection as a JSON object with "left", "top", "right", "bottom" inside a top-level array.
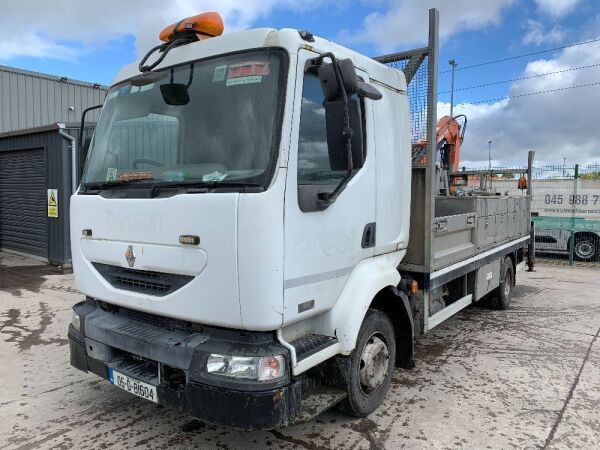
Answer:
[
  {"left": 317, "top": 59, "right": 382, "bottom": 101},
  {"left": 325, "top": 97, "right": 364, "bottom": 171}
]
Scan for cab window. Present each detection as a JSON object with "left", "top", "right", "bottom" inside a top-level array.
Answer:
[{"left": 297, "top": 73, "right": 365, "bottom": 186}]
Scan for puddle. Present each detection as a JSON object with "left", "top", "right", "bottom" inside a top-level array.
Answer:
[
  {"left": 0, "top": 302, "right": 68, "bottom": 351},
  {"left": 0, "top": 263, "right": 63, "bottom": 295},
  {"left": 418, "top": 342, "right": 449, "bottom": 360}
]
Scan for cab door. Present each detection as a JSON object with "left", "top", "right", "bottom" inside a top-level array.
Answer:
[{"left": 283, "top": 50, "right": 377, "bottom": 324}]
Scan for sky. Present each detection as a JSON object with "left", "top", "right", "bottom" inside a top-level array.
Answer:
[{"left": 1, "top": 0, "right": 599, "bottom": 166}]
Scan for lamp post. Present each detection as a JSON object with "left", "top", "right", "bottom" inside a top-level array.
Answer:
[
  {"left": 488, "top": 140, "right": 493, "bottom": 189},
  {"left": 449, "top": 59, "right": 458, "bottom": 117}
]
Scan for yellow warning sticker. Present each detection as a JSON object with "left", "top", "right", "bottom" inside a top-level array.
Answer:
[{"left": 47, "top": 189, "right": 58, "bottom": 218}]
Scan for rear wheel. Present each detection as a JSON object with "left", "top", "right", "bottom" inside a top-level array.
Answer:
[
  {"left": 338, "top": 309, "right": 396, "bottom": 417},
  {"left": 490, "top": 259, "right": 513, "bottom": 310}
]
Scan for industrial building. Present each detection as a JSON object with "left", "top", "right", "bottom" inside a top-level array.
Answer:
[{"left": 0, "top": 65, "right": 108, "bottom": 265}]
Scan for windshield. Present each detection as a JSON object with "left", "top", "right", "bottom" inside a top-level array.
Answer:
[{"left": 82, "top": 49, "right": 286, "bottom": 189}]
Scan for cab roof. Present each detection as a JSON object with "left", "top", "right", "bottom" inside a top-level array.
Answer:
[{"left": 114, "top": 28, "right": 406, "bottom": 92}]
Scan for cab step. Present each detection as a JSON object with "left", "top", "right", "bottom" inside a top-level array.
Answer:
[
  {"left": 291, "top": 334, "right": 338, "bottom": 362},
  {"left": 289, "top": 387, "right": 347, "bottom": 426}
]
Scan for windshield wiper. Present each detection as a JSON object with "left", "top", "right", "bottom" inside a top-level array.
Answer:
[
  {"left": 82, "top": 179, "right": 263, "bottom": 196},
  {"left": 81, "top": 179, "right": 154, "bottom": 193},
  {"left": 82, "top": 180, "right": 129, "bottom": 191},
  {"left": 150, "top": 180, "right": 263, "bottom": 196}
]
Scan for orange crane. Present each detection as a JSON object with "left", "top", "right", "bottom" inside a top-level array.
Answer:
[
  {"left": 436, "top": 114, "right": 467, "bottom": 172},
  {"left": 411, "top": 114, "right": 467, "bottom": 172}
]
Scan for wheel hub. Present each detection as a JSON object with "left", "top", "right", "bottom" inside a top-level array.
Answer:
[{"left": 359, "top": 334, "right": 390, "bottom": 394}]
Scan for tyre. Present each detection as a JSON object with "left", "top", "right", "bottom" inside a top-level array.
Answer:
[
  {"left": 574, "top": 236, "right": 597, "bottom": 262},
  {"left": 490, "top": 258, "right": 514, "bottom": 310},
  {"left": 338, "top": 309, "right": 396, "bottom": 417}
]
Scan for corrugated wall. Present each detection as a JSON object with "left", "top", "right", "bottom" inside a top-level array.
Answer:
[
  {"left": 0, "top": 65, "right": 108, "bottom": 133},
  {"left": 0, "top": 125, "right": 95, "bottom": 264}
]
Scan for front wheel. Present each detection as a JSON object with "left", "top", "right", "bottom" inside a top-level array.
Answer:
[{"left": 338, "top": 309, "right": 396, "bottom": 417}]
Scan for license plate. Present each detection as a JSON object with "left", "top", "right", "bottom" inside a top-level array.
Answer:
[{"left": 109, "top": 369, "right": 158, "bottom": 403}]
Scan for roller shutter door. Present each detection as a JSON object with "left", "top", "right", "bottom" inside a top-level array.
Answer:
[{"left": 0, "top": 148, "right": 47, "bottom": 258}]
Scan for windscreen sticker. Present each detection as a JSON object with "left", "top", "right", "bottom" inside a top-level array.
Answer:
[
  {"left": 213, "top": 65, "right": 227, "bottom": 82},
  {"left": 202, "top": 171, "right": 228, "bottom": 182},
  {"left": 106, "top": 168, "right": 118, "bottom": 181},
  {"left": 118, "top": 171, "right": 153, "bottom": 181},
  {"left": 228, "top": 61, "right": 270, "bottom": 77},
  {"left": 130, "top": 86, "right": 141, "bottom": 93},
  {"left": 226, "top": 75, "right": 262, "bottom": 86},
  {"left": 140, "top": 83, "right": 154, "bottom": 92}
]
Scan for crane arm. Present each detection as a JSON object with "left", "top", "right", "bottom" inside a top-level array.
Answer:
[{"left": 436, "top": 114, "right": 467, "bottom": 172}]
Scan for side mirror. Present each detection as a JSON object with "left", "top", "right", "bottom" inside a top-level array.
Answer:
[
  {"left": 325, "top": 97, "right": 364, "bottom": 171},
  {"left": 317, "top": 59, "right": 382, "bottom": 101}
]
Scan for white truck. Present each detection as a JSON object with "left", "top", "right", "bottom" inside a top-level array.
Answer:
[
  {"left": 68, "top": 10, "right": 533, "bottom": 429},
  {"left": 492, "top": 178, "right": 600, "bottom": 261}
]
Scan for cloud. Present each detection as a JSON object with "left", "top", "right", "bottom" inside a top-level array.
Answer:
[
  {"left": 534, "top": 0, "right": 580, "bottom": 18},
  {"left": 340, "top": 0, "right": 516, "bottom": 53},
  {"left": 445, "top": 38, "right": 600, "bottom": 166},
  {"left": 522, "top": 19, "right": 566, "bottom": 46},
  {"left": 0, "top": 0, "right": 337, "bottom": 62},
  {"left": 0, "top": 34, "right": 79, "bottom": 61}
]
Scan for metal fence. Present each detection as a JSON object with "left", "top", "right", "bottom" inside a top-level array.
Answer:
[{"left": 484, "top": 164, "right": 600, "bottom": 268}]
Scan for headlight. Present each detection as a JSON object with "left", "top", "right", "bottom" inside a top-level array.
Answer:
[
  {"left": 206, "top": 354, "right": 286, "bottom": 381},
  {"left": 71, "top": 311, "right": 81, "bottom": 333}
]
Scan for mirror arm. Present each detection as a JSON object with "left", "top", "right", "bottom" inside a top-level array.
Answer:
[
  {"left": 312, "top": 53, "right": 355, "bottom": 204},
  {"left": 79, "top": 104, "right": 103, "bottom": 150}
]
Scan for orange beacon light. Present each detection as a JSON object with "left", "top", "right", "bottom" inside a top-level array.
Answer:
[{"left": 159, "top": 12, "right": 224, "bottom": 43}]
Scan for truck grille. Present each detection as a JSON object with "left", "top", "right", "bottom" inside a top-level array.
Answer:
[{"left": 92, "top": 263, "right": 193, "bottom": 297}]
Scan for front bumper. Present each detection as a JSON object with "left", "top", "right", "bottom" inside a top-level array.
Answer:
[{"left": 68, "top": 300, "right": 302, "bottom": 429}]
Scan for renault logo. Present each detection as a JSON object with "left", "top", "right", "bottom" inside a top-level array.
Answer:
[{"left": 125, "top": 245, "right": 136, "bottom": 268}]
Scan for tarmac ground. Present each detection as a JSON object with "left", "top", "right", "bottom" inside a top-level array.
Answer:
[{"left": 1, "top": 251, "right": 599, "bottom": 449}]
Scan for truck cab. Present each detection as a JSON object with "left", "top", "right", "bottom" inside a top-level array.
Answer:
[
  {"left": 69, "top": 22, "right": 412, "bottom": 429},
  {"left": 68, "top": 10, "right": 532, "bottom": 429}
]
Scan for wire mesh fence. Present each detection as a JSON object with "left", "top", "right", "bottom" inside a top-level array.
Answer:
[
  {"left": 376, "top": 51, "right": 432, "bottom": 166},
  {"left": 482, "top": 164, "right": 600, "bottom": 268},
  {"left": 386, "top": 57, "right": 430, "bottom": 147}
]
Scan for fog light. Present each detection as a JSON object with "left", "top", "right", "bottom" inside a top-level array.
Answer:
[
  {"left": 71, "top": 311, "right": 81, "bottom": 333},
  {"left": 206, "top": 354, "right": 286, "bottom": 381}
]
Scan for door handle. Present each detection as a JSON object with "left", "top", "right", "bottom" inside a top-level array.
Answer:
[{"left": 361, "top": 223, "right": 376, "bottom": 248}]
